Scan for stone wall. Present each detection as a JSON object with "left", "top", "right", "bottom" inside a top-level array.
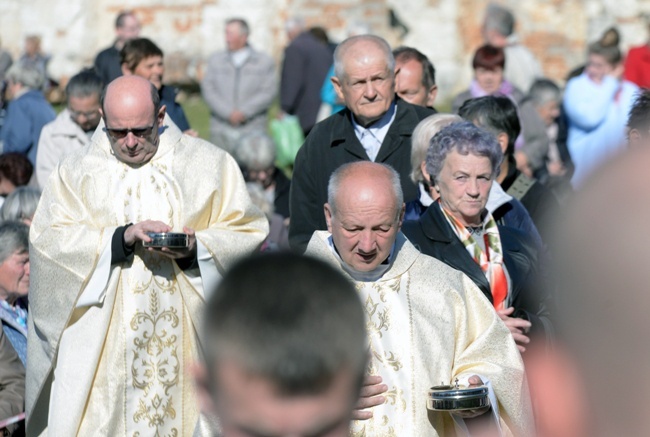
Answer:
[{"left": 1, "top": 0, "right": 650, "bottom": 100}]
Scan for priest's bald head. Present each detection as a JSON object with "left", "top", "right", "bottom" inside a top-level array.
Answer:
[
  {"left": 99, "top": 75, "right": 167, "bottom": 166},
  {"left": 324, "top": 162, "right": 405, "bottom": 272}
]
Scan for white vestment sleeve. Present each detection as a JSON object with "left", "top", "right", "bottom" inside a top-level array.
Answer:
[
  {"left": 197, "top": 239, "right": 221, "bottom": 299},
  {"left": 75, "top": 228, "right": 114, "bottom": 308},
  {"left": 451, "top": 376, "right": 503, "bottom": 436},
  {"left": 184, "top": 239, "right": 222, "bottom": 300}
]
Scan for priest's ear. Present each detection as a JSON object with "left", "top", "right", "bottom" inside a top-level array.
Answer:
[
  {"left": 397, "top": 203, "right": 405, "bottom": 230},
  {"left": 157, "top": 104, "right": 167, "bottom": 125},
  {"left": 324, "top": 203, "right": 334, "bottom": 233}
]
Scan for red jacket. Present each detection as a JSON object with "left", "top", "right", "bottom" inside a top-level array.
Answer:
[{"left": 624, "top": 44, "right": 650, "bottom": 88}]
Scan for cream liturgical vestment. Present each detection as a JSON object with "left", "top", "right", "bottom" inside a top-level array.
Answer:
[
  {"left": 306, "top": 231, "right": 533, "bottom": 436},
  {"left": 26, "top": 116, "right": 268, "bottom": 436}
]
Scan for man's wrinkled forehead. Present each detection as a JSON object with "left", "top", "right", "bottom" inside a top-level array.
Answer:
[
  {"left": 340, "top": 40, "right": 392, "bottom": 69},
  {"left": 343, "top": 52, "right": 391, "bottom": 75}
]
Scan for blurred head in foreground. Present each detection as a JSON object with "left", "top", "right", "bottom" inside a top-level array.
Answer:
[
  {"left": 532, "top": 147, "right": 650, "bottom": 436},
  {"left": 196, "top": 252, "right": 367, "bottom": 437}
]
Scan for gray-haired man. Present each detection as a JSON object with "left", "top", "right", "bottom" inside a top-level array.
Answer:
[
  {"left": 289, "top": 35, "right": 434, "bottom": 252},
  {"left": 305, "top": 161, "right": 532, "bottom": 435}
]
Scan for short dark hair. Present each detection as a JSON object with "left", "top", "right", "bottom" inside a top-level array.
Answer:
[
  {"left": 120, "top": 38, "right": 164, "bottom": 73},
  {"left": 226, "top": 18, "right": 250, "bottom": 36},
  {"left": 100, "top": 80, "right": 160, "bottom": 119},
  {"left": 472, "top": 44, "right": 506, "bottom": 71},
  {"left": 0, "top": 153, "right": 33, "bottom": 187},
  {"left": 66, "top": 69, "right": 104, "bottom": 101},
  {"left": 115, "top": 10, "right": 135, "bottom": 28},
  {"left": 203, "top": 253, "right": 367, "bottom": 397},
  {"left": 458, "top": 95, "right": 521, "bottom": 156},
  {"left": 628, "top": 88, "right": 650, "bottom": 133},
  {"left": 393, "top": 46, "right": 436, "bottom": 88}
]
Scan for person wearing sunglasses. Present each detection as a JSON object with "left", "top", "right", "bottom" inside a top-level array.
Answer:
[{"left": 25, "top": 75, "right": 268, "bottom": 436}]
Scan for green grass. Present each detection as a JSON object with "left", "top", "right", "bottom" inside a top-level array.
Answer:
[
  {"left": 180, "top": 95, "right": 211, "bottom": 140},
  {"left": 180, "top": 95, "right": 283, "bottom": 142}
]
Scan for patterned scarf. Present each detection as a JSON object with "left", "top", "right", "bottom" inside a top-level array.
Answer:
[
  {"left": 0, "top": 299, "right": 27, "bottom": 330},
  {"left": 439, "top": 202, "right": 508, "bottom": 310}
]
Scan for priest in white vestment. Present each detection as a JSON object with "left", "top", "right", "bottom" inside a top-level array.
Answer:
[
  {"left": 305, "top": 161, "right": 533, "bottom": 436},
  {"left": 25, "top": 76, "right": 269, "bottom": 436}
]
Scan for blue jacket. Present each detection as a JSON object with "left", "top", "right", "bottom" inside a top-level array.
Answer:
[
  {"left": 1, "top": 89, "right": 55, "bottom": 165},
  {"left": 160, "top": 85, "right": 190, "bottom": 132}
]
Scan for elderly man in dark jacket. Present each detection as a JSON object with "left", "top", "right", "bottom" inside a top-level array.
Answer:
[{"left": 289, "top": 35, "right": 434, "bottom": 251}]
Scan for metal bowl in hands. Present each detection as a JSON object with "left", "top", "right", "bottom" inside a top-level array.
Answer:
[
  {"left": 142, "top": 232, "right": 189, "bottom": 249},
  {"left": 427, "top": 383, "right": 490, "bottom": 411}
]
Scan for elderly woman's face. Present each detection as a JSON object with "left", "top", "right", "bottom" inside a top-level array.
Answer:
[
  {"left": 475, "top": 67, "right": 503, "bottom": 95},
  {"left": 0, "top": 250, "right": 29, "bottom": 303},
  {"left": 436, "top": 149, "right": 493, "bottom": 227}
]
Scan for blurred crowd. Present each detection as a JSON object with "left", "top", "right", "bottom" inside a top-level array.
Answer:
[{"left": 0, "top": 2, "right": 648, "bottom": 436}]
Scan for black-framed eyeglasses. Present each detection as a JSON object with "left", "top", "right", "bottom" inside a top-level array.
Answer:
[{"left": 103, "top": 124, "right": 155, "bottom": 140}]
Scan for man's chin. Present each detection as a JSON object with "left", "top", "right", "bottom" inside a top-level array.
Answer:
[{"left": 350, "top": 255, "right": 381, "bottom": 272}]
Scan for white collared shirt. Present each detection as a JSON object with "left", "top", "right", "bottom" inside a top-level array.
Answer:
[
  {"left": 351, "top": 102, "right": 397, "bottom": 161},
  {"left": 229, "top": 46, "right": 251, "bottom": 68}
]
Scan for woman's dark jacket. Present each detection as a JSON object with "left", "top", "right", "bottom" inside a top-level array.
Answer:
[{"left": 402, "top": 203, "right": 554, "bottom": 340}]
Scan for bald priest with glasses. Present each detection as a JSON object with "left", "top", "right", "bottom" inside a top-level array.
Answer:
[{"left": 25, "top": 75, "right": 268, "bottom": 436}]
